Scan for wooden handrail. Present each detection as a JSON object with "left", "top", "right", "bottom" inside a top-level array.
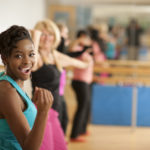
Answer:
[
  {"left": 94, "top": 66, "right": 150, "bottom": 75},
  {"left": 94, "top": 60, "right": 150, "bottom": 85},
  {"left": 93, "top": 76, "right": 150, "bottom": 85},
  {"left": 96, "top": 60, "right": 150, "bottom": 67}
]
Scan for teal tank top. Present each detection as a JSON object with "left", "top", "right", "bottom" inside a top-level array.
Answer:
[{"left": 0, "top": 72, "right": 37, "bottom": 150}]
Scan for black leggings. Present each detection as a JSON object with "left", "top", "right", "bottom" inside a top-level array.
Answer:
[
  {"left": 58, "top": 95, "right": 68, "bottom": 134},
  {"left": 70, "top": 80, "right": 91, "bottom": 138}
]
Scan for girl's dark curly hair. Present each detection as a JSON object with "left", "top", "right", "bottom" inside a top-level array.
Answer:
[{"left": 0, "top": 25, "right": 32, "bottom": 58}]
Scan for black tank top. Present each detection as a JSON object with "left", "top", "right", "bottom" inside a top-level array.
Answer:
[{"left": 31, "top": 64, "right": 61, "bottom": 111}]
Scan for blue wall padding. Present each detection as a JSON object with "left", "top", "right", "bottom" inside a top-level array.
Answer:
[
  {"left": 91, "top": 84, "right": 132, "bottom": 125},
  {"left": 137, "top": 87, "right": 150, "bottom": 126}
]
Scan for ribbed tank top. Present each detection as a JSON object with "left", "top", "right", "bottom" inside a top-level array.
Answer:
[
  {"left": 0, "top": 72, "right": 37, "bottom": 150},
  {"left": 31, "top": 64, "right": 61, "bottom": 112}
]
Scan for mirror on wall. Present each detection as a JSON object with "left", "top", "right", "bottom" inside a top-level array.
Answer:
[{"left": 48, "top": 0, "right": 150, "bottom": 61}]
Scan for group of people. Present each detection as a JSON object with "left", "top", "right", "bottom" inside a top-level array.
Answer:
[{"left": 0, "top": 18, "right": 103, "bottom": 150}]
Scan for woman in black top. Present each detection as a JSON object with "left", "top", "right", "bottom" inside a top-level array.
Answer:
[
  {"left": 32, "top": 64, "right": 60, "bottom": 111},
  {"left": 31, "top": 19, "right": 88, "bottom": 133}
]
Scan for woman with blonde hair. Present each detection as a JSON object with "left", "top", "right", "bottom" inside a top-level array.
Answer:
[{"left": 31, "top": 19, "right": 88, "bottom": 148}]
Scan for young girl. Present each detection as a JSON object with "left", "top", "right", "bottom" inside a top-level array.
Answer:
[{"left": 0, "top": 25, "right": 53, "bottom": 150}]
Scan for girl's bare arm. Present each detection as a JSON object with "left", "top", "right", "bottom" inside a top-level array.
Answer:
[{"left": 0, "top": 85, "right": 53, "bottom": 150}]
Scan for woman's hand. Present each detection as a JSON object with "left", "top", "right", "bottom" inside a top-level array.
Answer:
[
  {"left": 29, "top": 30, "right": 42, "bottom": 41},
  {"left": 32, "top": 87, "right": 53, "bottom": 114}
]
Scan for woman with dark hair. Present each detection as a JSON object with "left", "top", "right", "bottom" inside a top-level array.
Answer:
[
  {"left": 0, "top": 25, "right": 53, "bottom": 150},
  {"left": 69, "top": 29, "right": 94, "bottom": 142},
  {"left": 57, "top": 25, "right": 92, "bottom": 134}
]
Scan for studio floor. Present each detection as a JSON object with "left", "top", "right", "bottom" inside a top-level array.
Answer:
[
  {"left": 67, "top": 125, "right": 150, "bottom": 150},
  {"left": 65, "top": 82, "right": 150, "bottom": 150}
]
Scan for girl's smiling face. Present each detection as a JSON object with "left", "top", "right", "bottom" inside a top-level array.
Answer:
[{"left": 5, "top": 39, "right": 36, "bottom": 83}]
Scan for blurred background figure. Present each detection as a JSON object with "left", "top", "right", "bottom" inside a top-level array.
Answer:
[
  {"left": 69, "top": 29, "right": 94, "bottom": 142},
  {"left": 126, "top": 19, "right": 143, "bottom": 60},
  {"left": 87, "top": 26, "right": 106, "bottom": 62},
  {"left": 57, "top": 23, "right": 70, "bottom": 135},
  {"left": 57, "top": 23, "right": 70, "bottom": 53}
]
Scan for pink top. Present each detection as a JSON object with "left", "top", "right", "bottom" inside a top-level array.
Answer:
[
  {"left": 92, "top": 42, "right": 108, "bottom": 84},
  {"left": 59, "top": 69, "right": 66, "bottom": 96},
  {"left": 73, "top": 51, "right": 94, "bottom": 84},
  {"left": 93, "top": 42, "right": 106, "bottom": 62}
]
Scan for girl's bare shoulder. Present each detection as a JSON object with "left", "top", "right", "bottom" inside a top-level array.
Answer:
[
  {"left": 0, "top": 81, "right": 17, "bottom": 105},
  {"left": 0, "top": 80, "right": 22, "bottom": 118}
]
